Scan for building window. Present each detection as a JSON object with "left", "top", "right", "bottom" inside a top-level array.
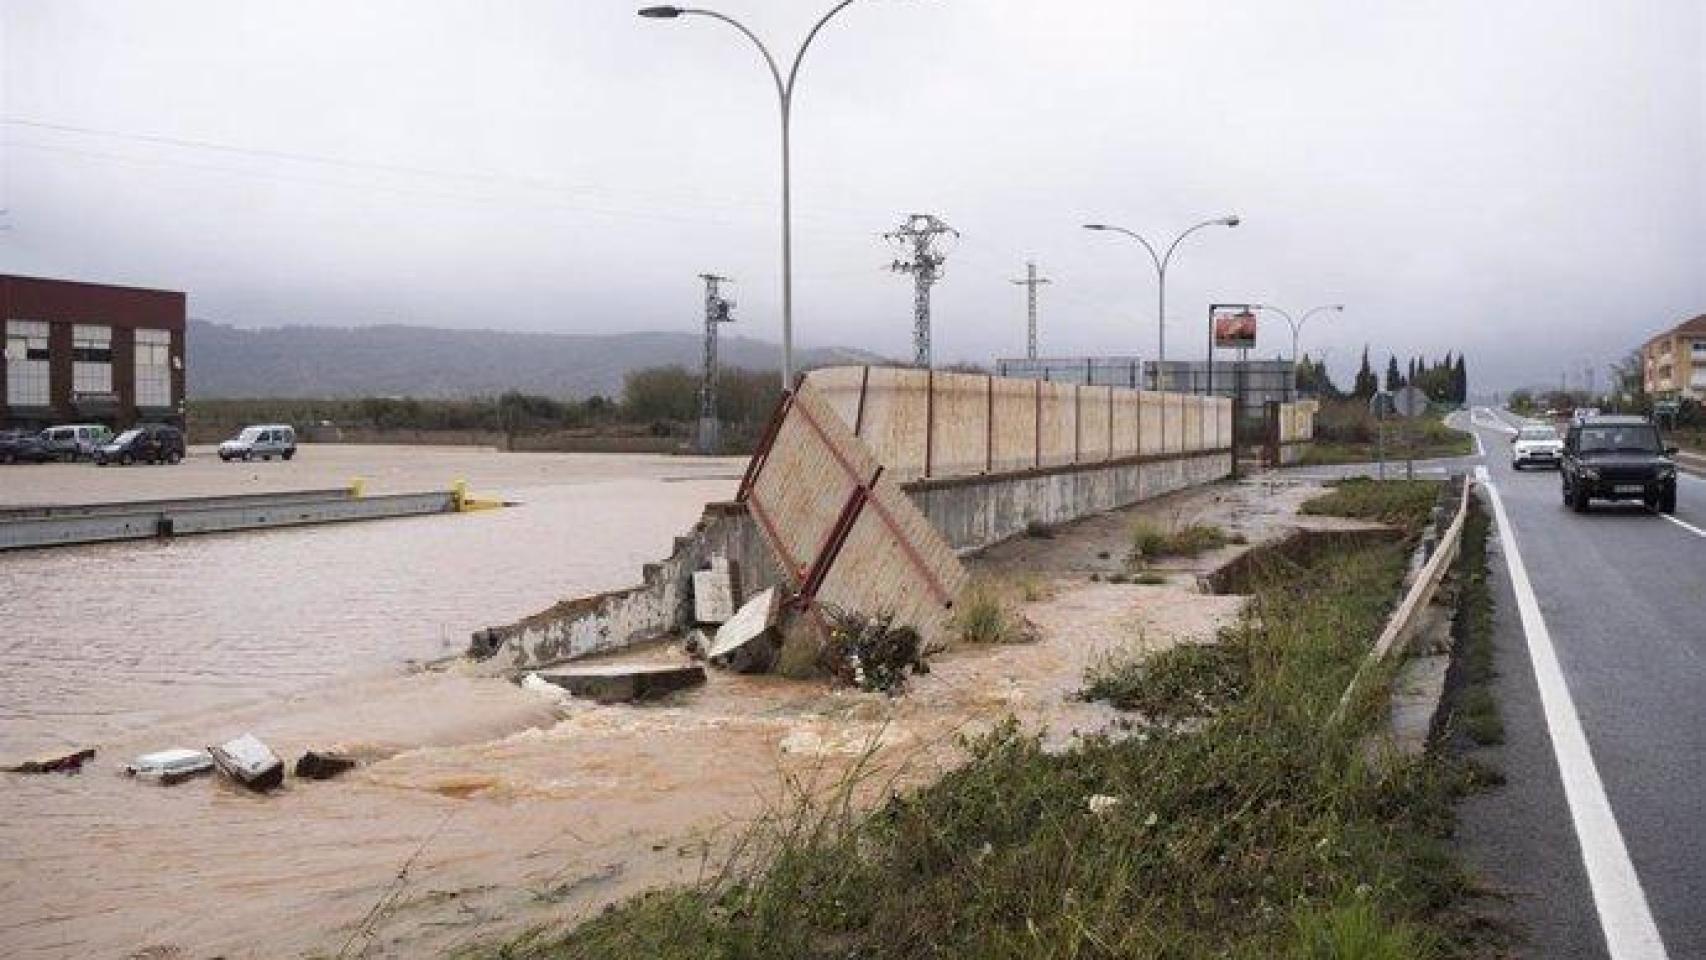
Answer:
[
  {"left": 135, "top": 328, "right": 172, "bottom": 408},
  {"left": 72, "top": 324, "right": 113, "bottom": 395},
  {"left": 5, "top": 320, "right": 51, "bottom": 407}
]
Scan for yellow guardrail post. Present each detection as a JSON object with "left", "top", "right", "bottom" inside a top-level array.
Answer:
[{"left": 350, "top": 477, "right": 366, "bottom": 498}]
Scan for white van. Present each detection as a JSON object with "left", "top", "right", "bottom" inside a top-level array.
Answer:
[
  {"left": 218, "top": 424, "right": 297, "bottom": 462},
  {"left": 39, "top": 424, "right": 114, "bottom": 461}
]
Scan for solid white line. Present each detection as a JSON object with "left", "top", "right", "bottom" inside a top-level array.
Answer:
[
  {"left": 1476, "top": 465, "right": 1670, "bottom": 960},
  {"left": 1660, "top": 513, "right": 1706, "bottom": 539}
]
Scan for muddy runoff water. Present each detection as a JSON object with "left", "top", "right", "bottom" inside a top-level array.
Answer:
[
  {"left": 0, "top": 451, "right": 751, "bottom": 958},
  {"left": 0, "top": 456, "right": 1287, "bottom": 959}
]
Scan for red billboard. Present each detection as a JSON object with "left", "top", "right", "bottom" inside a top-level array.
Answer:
[{"left": 1213, "top": 308, "right": 1257, "bottom": 349}]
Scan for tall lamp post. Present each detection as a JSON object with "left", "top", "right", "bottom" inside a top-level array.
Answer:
[
  {"left": 1083, "top": 215, "right": 1239, "bottom": 389},
  {"left": 1254, "top": 303, "right": 1344, "bottom": 399},
  {"left": 641, "top": 2, "right": 874, "bottom": 390}
]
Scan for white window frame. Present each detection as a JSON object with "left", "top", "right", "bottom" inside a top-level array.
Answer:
[
  {"left": 134, "top": 328, "right": 172, "bottom": 408},
  {"left": 6, "top": 320, "right": 51, "bottom": 407},
  {"left": 72, "top": 323, "right": 113, "bottom": 395}
]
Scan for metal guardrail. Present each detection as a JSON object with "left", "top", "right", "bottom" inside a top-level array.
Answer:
[
  {"left": 1333, "top": 477, "right": 1474, "bottom": 723},
  {"left": 0, "top": 488, "right": 459, "bottom": 552}
]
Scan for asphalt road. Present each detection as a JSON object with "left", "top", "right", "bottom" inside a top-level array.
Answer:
[{"left": 1458, "top": 408, "right": 1705, "bottom": 959}]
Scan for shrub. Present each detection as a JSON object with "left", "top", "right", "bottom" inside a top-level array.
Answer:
[
  {"left": 950, "top": 580, "right": 1034, "bottom": 645},
  {"left": 1131, "top": 520, "right": 1229, "bottom": 560}
]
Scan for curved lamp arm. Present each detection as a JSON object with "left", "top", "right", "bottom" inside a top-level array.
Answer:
[
  {"left": 1086, "top": 224, "right": 1163, "bottom": 274},
  {"left": 678, "top": 9, "right": 786, "bottom": 103},
  {"left": 787, "top": 1, "right": 858, "bottom": 97},
  {"left": 1161, "top": 216, "right": 1237, "bottom": 273}
]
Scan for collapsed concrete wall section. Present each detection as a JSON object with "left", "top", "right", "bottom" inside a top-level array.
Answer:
[{"left": 471, "top": 367, "right": 1305, "bottom": 672}]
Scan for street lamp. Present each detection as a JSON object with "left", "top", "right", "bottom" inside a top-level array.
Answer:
[
  {"left": 1254, "top": 303, "right": 1344, "bottom": 399},
  {"left": 641, "top": 2, "right": 875, "bottom": 390},
  {"left": 1083, "top": 215, "right": 1239, "bottom": 388}
]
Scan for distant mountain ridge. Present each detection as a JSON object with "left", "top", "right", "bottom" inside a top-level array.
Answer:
[{"left": 186, "top": 320, "right": 884, "bottom": 399}]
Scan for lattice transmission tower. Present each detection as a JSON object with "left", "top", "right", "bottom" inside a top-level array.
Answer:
[
  {"left": 885, "top": 214, "right": 958, "bottom": 368},
  {"left": 697, "top": 273, "right": 735, "bottom": 454},
  {"left": 1009, "top": 260, "right": 1051, "bottom": 360}
]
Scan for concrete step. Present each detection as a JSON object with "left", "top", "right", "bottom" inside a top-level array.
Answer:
[{"left": 535, "top": 663, "right": 706, "bottom": 703}]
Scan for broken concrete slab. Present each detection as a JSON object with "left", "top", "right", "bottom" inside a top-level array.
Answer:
[
  {"left": 125, "top": 748, "right": 214, "bottom": 785},
  {"left": 295, "top": 751, "right": 359, "bottom": 780},
  {"left": 5, "top": 747, "right": 95, "bottom": 774},
  {"left": 536, "top": 663, "right": 707, "bottom": 704},
  {"left": 209, "top": 734, "right": 285, "bottom": 793},
  {"left": 692, "top": 563, "right": 739, "bottom": 624},
  {"left": 707, "top": 586, "right": 782, "bottom": 674}
]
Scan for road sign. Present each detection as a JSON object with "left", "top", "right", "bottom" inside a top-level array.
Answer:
[
  {"left": 1369, "top": 390, "right": 1394, "bottom": 418},
  {"left": 1392, "top": 385, "right": 1429, "bottom": 417}
]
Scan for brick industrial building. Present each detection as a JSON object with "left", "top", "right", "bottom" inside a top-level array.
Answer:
[
  {"left": 1, "top": 274, "right": 186, "bottom": 429},
  {"left": 1641, "top": 313, "right": 1706, "bottom": 403}
]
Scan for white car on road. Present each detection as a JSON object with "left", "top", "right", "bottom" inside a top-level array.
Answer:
[{"left": 1511, "top": 424, "right": 1563, "bottom": 470}]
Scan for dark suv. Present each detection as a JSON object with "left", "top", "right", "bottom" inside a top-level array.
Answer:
[
  {"left": 1560, "top": 415, "right": 1678, "bottom": 514},
  {"left": 94, "top": 424, "right": 186, "bottom": 466}
]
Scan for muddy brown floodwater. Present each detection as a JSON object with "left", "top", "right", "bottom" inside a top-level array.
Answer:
[
  {"left": 0, "top": 451, "right": 1333, "bottom": 960},
  {"left": 0, "top": 446, "right": 743, "bottom": 958}
]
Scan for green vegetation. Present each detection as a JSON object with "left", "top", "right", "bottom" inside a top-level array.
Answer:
[
  {"left": 950, "top": 580, "right": 1034, "bottom": 645},
  {"left": 1083, "top": 642, "right": 1246, "bottom": 722},
  {"left": 1301, "top": 477, "right": 1443, "bottom": 532},
  {"left": 1448, "top": 504, "right": 1502, "bottom": 747},
  {"left": 1130, "top": 520, "right": 1229, "bottom": 560},
  {"left": 1297, "top": 399, "right": 1473, "bottom": 466},
  {"left": 484, "top": 524, "right": 1490, "bottom": 960}
]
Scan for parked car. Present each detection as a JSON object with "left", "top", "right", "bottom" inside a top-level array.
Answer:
[
  {"left": 94, "top": 424, "right": 186, "bottom": 466},
  {"left": 0, "top": 429, "right": 55, "bottom": 464},
  {"left": 39, "top": 423, "right": 113, "bottom": 461},
  {"left": 1510, "top": 424, "right": 1564, "bottom": 470},
  {"left": 1560, "top": 415, "right": 1678, "bottom": 514},
  {"left": 219, "top": 424, "right": 297, "bottom": 462}
]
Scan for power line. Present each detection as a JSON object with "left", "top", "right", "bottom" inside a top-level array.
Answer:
[
  {"left": 885, "top": 213, "right": 958, "bottom": 368},
  {"left": 1009, "top": 260, "right": 1051, "bottom": 361}
]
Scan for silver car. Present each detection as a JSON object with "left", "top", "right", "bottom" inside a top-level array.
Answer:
[{"left": 218, "top": 424, "right": 297, "bottom": 462}]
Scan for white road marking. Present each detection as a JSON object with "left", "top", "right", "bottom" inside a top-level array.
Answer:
[
  {"left": 1476, "top": 465, "right": 1670, "bottom": 960},
  {"left": 1660, "top": 513, "right": 1706, "bottom": 539},
  {"left": 1471, "top": 406, "right": 1519, "bottom": 435}
]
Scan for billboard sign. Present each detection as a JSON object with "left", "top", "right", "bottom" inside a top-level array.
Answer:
[{"left": 1212, "top": 308, "right": 1257, "bottom": 350}]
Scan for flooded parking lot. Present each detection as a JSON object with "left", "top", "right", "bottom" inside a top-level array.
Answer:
[{"left": 0, "top": 445, "right": 743, "bottom": 758}]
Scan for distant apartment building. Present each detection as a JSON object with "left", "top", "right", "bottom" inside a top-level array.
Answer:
[
  {"left": 1, "top": 274, "right": 186, "bottom": 429},
  {"left": 1641, "top": 313, "right": 1706, "bottom": 402}
]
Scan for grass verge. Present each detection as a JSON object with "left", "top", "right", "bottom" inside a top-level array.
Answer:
[
  {"left": 1301, "top": 477, "right": 1442, "bottom": 532},
  {"left": 483, "top": 527, "right": 1489, "bottom": 959},
  {"left": 1444, "top": 501, "right": 1501, "bottom": 746}
]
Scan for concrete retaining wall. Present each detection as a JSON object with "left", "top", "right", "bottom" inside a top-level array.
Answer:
[
  {"left": 470, "top": 366, "right": 1279, "bottom": 671},
  {"left": 909, "top": 451, "right": 1233, "bottom": 553},
  {"left": 470, "top": 501, "right": 782, "bottom": 672},
  {"left": 473, "top": 446, "right": 1233, "bottom": 671}
]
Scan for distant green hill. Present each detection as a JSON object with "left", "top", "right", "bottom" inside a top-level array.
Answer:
[{"left": 186, "top": 319, "right": 883, "bottom": 399}]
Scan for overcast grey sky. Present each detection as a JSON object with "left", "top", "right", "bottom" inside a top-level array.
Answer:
[{"left": 2, "top": 0, "right": 1702, "bottom": 391}]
